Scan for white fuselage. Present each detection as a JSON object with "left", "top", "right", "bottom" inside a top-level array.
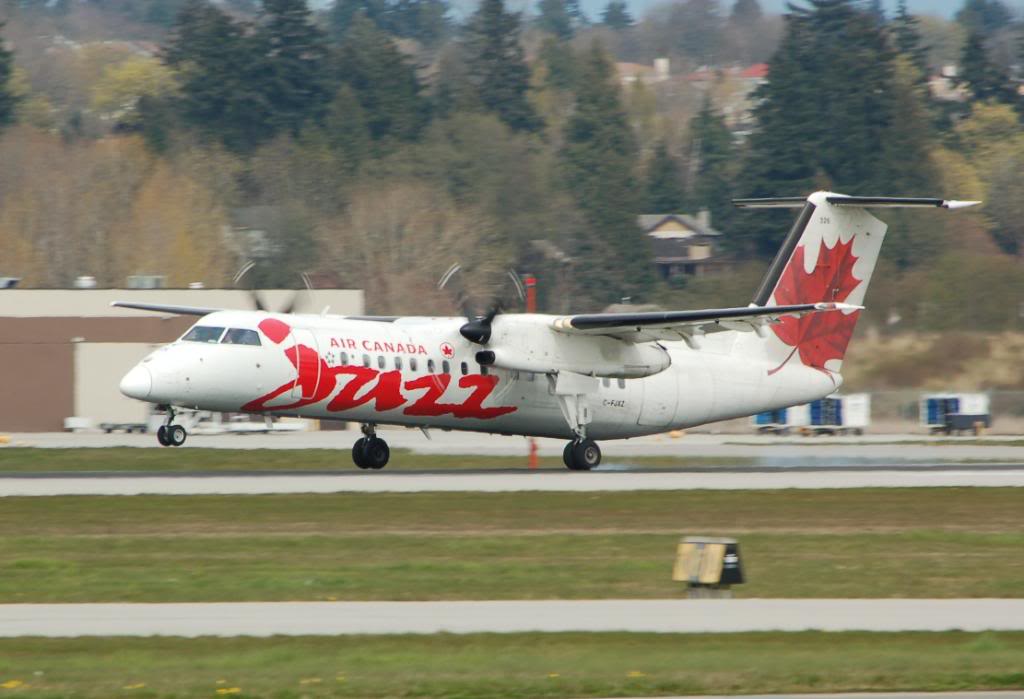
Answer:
[{"left": 123, "top": 310, "right": 839, "bottom": 440}]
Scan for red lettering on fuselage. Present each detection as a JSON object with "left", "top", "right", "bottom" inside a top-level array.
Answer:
[{"left": 403, "top": 375, "right": 461, "bottom": 416}]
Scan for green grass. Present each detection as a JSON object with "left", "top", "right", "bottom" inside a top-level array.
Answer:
[
  {"left": 0, "top": 632, "right": 1022, "bottom": 698},
  {"left": 1, "top": 489, "right": 1021, "bottom": 602},
  {"left": 0, "top": 447, "right": 754, "bottom": 472}
]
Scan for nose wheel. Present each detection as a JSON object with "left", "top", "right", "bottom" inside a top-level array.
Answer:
[
  {"left": 352, "top": 425, "right": 389, "bottom": 469},
  {"left": 563, "top": 438, "right": 601, "bottom": 470},
  {"left": 155, "top": 408, "right": 187, "bottom": 447}
]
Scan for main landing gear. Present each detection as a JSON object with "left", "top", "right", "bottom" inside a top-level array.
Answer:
[
  {"left": 352, "top": 424, "right": 390, "bottom": 470},
  {"left": 155, "top": 407, "right": 187, "bottom": 447},
  {"left": 563, "top": 438, "right": 601, "bottom": 471}
]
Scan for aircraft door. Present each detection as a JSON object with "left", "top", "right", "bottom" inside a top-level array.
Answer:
[
  {"left": 290, "top": 328, "right": 322, "bottom": 400},
  {"left": 637, "top": 374, "right": 678, "bottom": 428}
]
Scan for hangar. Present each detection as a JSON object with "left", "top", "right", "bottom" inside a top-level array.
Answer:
[{"left": 0, "top": 289, "right": 363, "bottom": 432}]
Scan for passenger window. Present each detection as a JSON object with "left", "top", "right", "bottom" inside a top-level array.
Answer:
[
  {"left": 341, "top": 351, "right": 349, "bottom": 366},
  {"left": 617, "top": 378, "right": 626, "bottom": 389},
  {"left": 394, "top": 356, "right": 403, "bottom": 370},
  {"left": 378, "top": 356, "right": 386, "bottom": 369},
  {"left": 442, "top": 360, "right": 450, "bottom": 375},
  {"left": 362, "top": 354, "right": 371, "bottom": 368},
  {"left": 460, "top": 362, "right": 468, "bottom": 376},
  {"left": 427, "top": 359, "right": 436, "bottom": 373},
  {"left": 221, "top": 328, "right": 261, "bottom": 346},
  {"left": 183, "top": 326, "right": 225, "bottom": 344},
  {"left": 511, "top": 370, "right": 520, "bottom": 380},
  {"left": 410, "top": 357, "right": 418, "bottom": 372},
  {"left": 480, "top": 365, "right": 488, "bottom": 376},
  {"left": 526, "top": 372, "right": 535, "bottom": 382},
  {"left": 602, "top": 378, "right": 610, "bottom": 388}
]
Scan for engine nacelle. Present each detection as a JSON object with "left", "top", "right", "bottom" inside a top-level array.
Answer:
[{"left": 476, "top": 342, "right": 670, "bottom": 379}]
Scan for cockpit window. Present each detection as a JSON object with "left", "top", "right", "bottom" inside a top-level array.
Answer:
[
  {"left": 182, "top": 326, "right": 225, "bottom": 343},
  {"left": 221, "top": 328, "right": 262, "bottom": 346}
]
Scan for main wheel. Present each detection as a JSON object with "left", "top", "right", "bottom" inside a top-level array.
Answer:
[
  {"left": 364, "top": 437, "right": 390, "bottom": 470},
  {"left": 167, "top": 424, "right": 187, "bottom": 447},
  {"left": 563, "top": 442, "right": 574, "bottom": 468},
  {"left": 569, "top": 439, "right": 601, "bottom": 470},
  {"left": 156, "top": 425, "right": 170, "bottom": 447},
  {"left": 351, "top": 437, "right": 370, "bottom": 469}
]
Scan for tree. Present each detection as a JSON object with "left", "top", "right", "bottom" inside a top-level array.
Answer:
[
  {"left": 645, "top": 142, "right": 685, "bottom": 212},
  {"left": 729, "top": 0, "right": 761, "bottom": 26},
  {"left": 334, "top": 14, "right": 429, "bottom": 145},
  {"left": 891, "top": 0, "right": 929, "bottom": 80},
  {"left": 955, "top": 0, "right": 1011, "bottom": 38},
  {"left": 329, "top": 0, "right": 450, "bottom": 46},
  {"left": 669, "top": 0, "right": 724, "bottom": 64},
  {"left": 601, "top": 0, "right": 633, "bottom": 29},
  {"left": 959, "top": 30, "right": 1015, "bottom": 104},
  {"left": 687, "top": 98, "right": 735, "bottom": 232},
  {"left": 562, "top": 43, "right": 651, "bottom": 305},
  {"left": 257, "top": 0, "right": 331, "bottom": 135},
  {"left": 539, "top": 36, "right": 576, "bottom": 91},
  {"left": 0, "top": 22, "right": 19, "bottom": 130},
  {"left": 163, "top": 0, "right": 272, "bottom": 151},
  {"left": 537, "top": 0, "right": 574, "bottom": 38},
  {"left": 464, "top": 0, "right": 542, "bottom": 133}
]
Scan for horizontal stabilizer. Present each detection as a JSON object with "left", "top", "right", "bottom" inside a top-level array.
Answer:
[{"left": 734, "top": 196, "right": 980, "bottom": 209}]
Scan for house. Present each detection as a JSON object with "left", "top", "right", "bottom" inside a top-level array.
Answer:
[
  {"left": 638, "top": 212, "right": 725, "bottom": 279},
  {"left": 616, "top": 58, "right": 670, "bottom": 86}
]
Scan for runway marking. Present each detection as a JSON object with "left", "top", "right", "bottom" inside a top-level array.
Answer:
[
  {"left": 1, "top": 469, "right": 1023, "bottom": 496},
  {"left": 2, "top": 599, "right": 1023, "bottom": 637}
]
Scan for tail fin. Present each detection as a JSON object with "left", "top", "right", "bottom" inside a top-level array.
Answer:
[{"left": 735, "top": 192, "right": 978, "bottom": 375}]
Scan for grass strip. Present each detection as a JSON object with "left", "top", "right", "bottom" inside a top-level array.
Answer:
[
  {"left": 0, "top": 489, "right": 1021, "bottom": 602},
  {"left": 0, "top": 447, "right": 753, "bottom": 472},
  {"left": 0, "top": 632, "right": 1022, "bottom": 698}
]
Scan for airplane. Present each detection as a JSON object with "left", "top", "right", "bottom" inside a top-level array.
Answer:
[{"left": 116, "top": 191, "right": 977, "bottom": 470}]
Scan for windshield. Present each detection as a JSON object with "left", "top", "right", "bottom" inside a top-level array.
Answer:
[
  {"left": 221, "top": 328, "right": 261, "bottom": 346},
  {"left": 182, "top": 326, "right": 225, "bottom": 343}
]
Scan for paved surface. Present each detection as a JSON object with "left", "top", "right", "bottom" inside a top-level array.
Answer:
[
  {"left": 3, "top": 467, "right": 1024, "bottom": 495},
  {"left": 2, "top": 599, "right": 1022, "bottom": 637},
  {"left": 6, "top": 430, "right": 1024, "bottom": 464},
  {"left": 633, "top": 695, "right": 1024, "bottom": 699}
]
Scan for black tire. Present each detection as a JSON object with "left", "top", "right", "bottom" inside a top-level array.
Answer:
[
  {"left": 365, "top": 437, "right": 390, "bottom": 470},
  {"left": 167, "top": 424, "right": 187, "bottom": 447},
  {"left": 156, "top": 425, "right": 170, "bottom": 447},
  {"left": 569, "top": 439, "right": 601, "bottom": 470},
  {"left": 563, "top": 442, "right": 574, "bottom": 468},
  {"left": 352, "top": 438, "right": 370, "bottom": 469}
]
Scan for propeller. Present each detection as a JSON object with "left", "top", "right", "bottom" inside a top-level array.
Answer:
[
  {"left": 233, "top": 261, "right": 313, "bottom": 314},
  {"left": 438, "top": 264, "right": 526, "bottom": 345}
]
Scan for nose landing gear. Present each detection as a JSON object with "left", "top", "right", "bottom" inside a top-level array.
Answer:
[
  {"left": 563, "top": 438, "right": 601, "bottom": 471},
  {"left": 352, "top": 424, "right": 389, "bottom": 470},
  {"left": 155, "top": 408, "right": 187, "bottom": 447}
]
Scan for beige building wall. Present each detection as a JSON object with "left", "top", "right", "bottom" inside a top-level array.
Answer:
[{"left": 74, "top": 343, "right": 158, "bottom": 426}]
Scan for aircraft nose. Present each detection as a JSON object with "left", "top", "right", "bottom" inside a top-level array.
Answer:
[{"left": 119, "top": 365, "right": 152, "bottom": 400}]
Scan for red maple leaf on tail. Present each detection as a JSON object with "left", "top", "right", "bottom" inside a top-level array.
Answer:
[{"left": 769, "top": 236, "right": 861, "bottom": 375}]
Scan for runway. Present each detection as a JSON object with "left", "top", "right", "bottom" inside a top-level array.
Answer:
[
  {"left": 2, "top": 599, "right": 1022, "bottom": 637},
  {"left": 2, "top": 466, "right": 1023, "bottom": 495}
]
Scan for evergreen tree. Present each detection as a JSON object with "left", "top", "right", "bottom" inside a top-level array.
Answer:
[
  {"left": 258, "top": 0, "right": 330, "bottom": 135},
  {"left": 866, "top": 0, "right": 884, "bottom": 24},
  {"left": 539, "top": 36, "right": 576, "bottom": 91},
  {"left": 164, "top": 0, "right": 273, "bottom": 151},
  {"left": 465, "top": 0, "right": 542, "bottom": 132},
  {"left": 891, "top": 0, "right": 929, "bottom": 80},
  {"left": 329, "top": 0, "right": 391, "bottom": 38},
  {"left": 334, "top": 14, "right": 429, "bottom": 145},
  {"left": 687, "top": 98, "right": 735, "bottom": 232},
  {"left": 959, "top": 30, "right": 1015, "bottom": 104},
  {"left": 537, "top": 0, "right": 573, "bottom": 38},
  {"left": 729, "top": 0, "right": 761, "bottom": 26},
  {"left": 601, "top": 0, "right": 634, "bottom": 28},
  {"left": 0, "top": 22, "right": 19, "bottom": 130},
  {"left": 645, "top": 142, "right": 686, "bottom": 212},
  {"left": 320, "top": 85, "right": 370, "bottom": 170},
  {"left": 562, "top": 43, "right": 651, "bottom": 304},
  {"left": 955, "top": 0, "right": 1011, "bottom": 38}
]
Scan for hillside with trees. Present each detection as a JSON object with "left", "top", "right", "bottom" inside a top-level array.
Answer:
[{"left": 1, "top": 0, "right": 1024, "bottom": 330}]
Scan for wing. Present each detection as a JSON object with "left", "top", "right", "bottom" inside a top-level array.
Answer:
[
  {"left": 112, "top": 301, "right": 222, "bottom": 316},
  {"left": 551, "top": 302, "right": 862, "bottom": 343}
]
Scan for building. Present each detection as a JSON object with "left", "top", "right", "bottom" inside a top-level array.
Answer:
[
  {"left": 616, "top": 58, "right": 670, "bottom": 86},
  {"left": 0, "top": 288, "right": 363, "bottom": 432},
  {"left": 638, "top": 212, "right": 725, "bottom": 280}
]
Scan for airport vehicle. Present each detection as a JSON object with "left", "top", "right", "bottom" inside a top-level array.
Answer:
[
  {"left": 920, "top": 392, "right": 991, "bottom": 435},
  {"left": 116, "top": 191, "right": 976, "bottom": 470},
  {"left": 753, "top": 392, "right": 870, "bottom": 435}
]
